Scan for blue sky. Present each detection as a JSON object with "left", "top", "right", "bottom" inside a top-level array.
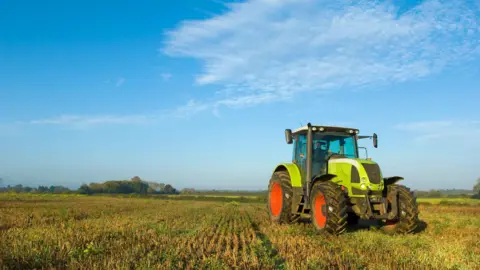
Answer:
[{"left": 1, "top": 0, "right": 480, "bottom": 190}]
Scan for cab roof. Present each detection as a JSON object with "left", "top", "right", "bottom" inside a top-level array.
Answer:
[{"left": 292, "top": 125, "right": 360, "bottom": 135}]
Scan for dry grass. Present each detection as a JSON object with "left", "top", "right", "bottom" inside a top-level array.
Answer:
[{"left": 0, "top": 194, "right": 479, "bottom": 270}]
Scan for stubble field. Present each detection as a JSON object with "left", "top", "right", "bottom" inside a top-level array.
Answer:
[{"left": 1, "top": 194, "right": 479, "bottom": 270}]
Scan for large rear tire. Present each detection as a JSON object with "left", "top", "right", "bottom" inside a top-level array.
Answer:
[
  {"left": 267, "top": 171, "right": 300, "bottom": 224},
  {"left": 381, "top": 184, "right": 419, "bottom": 234},
  {"left": 310, "top": 181, "right": 348, "bottom": 235}
]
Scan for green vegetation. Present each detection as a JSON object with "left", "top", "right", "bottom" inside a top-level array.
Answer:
[
  {"left": 417, "top": 198, "right": 480, "bottom": 206},
  {"left": 1, "top": 193, "right": 479, "bottom": 269}
]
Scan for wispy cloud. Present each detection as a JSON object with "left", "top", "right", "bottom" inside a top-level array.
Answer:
[
  {"left": 26, "top": 100, "right": 210, "bottom": 128},
  {"left": 394, "top": 120, "right": 454, "bottom": 131},
  {"left": 161, "top": 73, "right": 173, "bottom": 81},
  {"left": 394, "top": 120, "right": 480, "bottom": 142},
  {"left": 166, "top": 99, "right": 209, "bottom": 119},
  {"left": 29, "top": 114, "right": 154, "bottom": 129},
  {"left": 19, "top": 0, "right": 480, "bottom": 128},
  {"left": 163, "top": 0, "right": 480, "bottom": 112},
  {"left": 116, "top": 77, "right": 126, "bottom": 87}
]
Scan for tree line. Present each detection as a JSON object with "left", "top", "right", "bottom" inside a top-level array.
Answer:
[
  {"left": 1, "top": 177, "right": 479, "bottom": 198},
  {"left": 0, "top": 176, "right": 179, "bottom": 195}
]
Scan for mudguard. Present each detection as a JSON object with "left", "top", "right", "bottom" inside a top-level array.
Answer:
[
  {"left": 273, "top": 163, "right": 302, "bottom": 187},
  {"left": 310, "top": 174, "right": 337, "bottom": 192},
  {"left": 312, "top": 174, "right": 337, "bottom": 183},
  {"left": 384, "top": 176, "right": 404, "bottom": 186}
]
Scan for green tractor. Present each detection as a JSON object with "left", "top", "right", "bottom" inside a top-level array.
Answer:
[{"left": 267, "top": 123, "right": 419, "bottom": 235}]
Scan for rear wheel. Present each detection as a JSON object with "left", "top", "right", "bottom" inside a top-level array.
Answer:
[
  {"left": 267, "top": 171, "right": 300, "bottom": 224},
  {"left": 381, "top": 184, "right": 419, "bottom": 234},
  {"left": 310, "top": 181, "right": 348, "bottom": 235}
]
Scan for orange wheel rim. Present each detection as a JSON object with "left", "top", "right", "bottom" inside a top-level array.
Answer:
[
  {"left": 314, "top": 192, "right": 327, "bottom": 228},
  {"left": 270, "top": 182, "right": 282, "bottom": 217}
]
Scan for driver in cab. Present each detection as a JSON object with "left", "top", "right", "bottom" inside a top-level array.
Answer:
[{"left": 312, "top": 141, "right": 328, "bottom": 175}]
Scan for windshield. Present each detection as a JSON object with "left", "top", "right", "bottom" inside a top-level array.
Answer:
[{"left": 312, "top": 133, "right": 357, "bottom": 158}]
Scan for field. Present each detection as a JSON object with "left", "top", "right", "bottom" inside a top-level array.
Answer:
[
  {"left": 417, "top": 198, "right": 480, "bottom": 206},
  {"left": 1, "top": 194, "right": 479, "bottom": 270}
]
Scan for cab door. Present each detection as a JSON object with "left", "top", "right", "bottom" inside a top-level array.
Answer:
[{"left": 293, "top": 134, "right": 307, "bottom": 185}]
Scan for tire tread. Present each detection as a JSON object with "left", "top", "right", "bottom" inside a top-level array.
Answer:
[{"left": 311, "top": 181, "right": 348, "bottom": 235}]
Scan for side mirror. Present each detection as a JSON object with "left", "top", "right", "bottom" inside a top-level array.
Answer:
[
  {"left": 285, "top": 129, "right": 293, "bottom": 144},
  {"left": 373, "top": 133, "right": 378, "bottom": 148}
]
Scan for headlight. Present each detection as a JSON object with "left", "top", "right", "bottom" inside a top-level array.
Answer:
[
  {"left": 360, "top": 184, "right": 366, "bottom": 190},
  {"left": 360, "top": 177, "right": 367, "bottom": 183}
]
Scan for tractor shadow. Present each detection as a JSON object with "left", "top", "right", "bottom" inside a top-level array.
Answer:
[
  {"left": 250, "top": 221, "right": 286, "bottom": 268},
  {"left": 296, "top": 218, "right": 428, "bottom": 234},
  {"left": 346, "top": 219, "right": 428, "bottom": 234}
]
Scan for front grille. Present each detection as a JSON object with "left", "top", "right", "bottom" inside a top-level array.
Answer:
[{"left": 362, "top": 163, "right": 382, "bottom": 184}]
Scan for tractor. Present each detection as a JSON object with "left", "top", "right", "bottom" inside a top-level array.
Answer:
[{"left": 267, "top": 123, "right": 419, "bottom": 235}]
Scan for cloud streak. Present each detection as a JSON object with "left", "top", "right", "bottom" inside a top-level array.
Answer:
[
  {"left": 26, "top": 99, "right": 211, "bottom": 128},
  {"left": 163, "top": 0, "right": 480, "bottom": 112},
  {"left": 28, "top": 114, "right": 154, "bottom": 129},
  {"left": 165, "top": 99, "right": 209, "bottom": 119},
  {"left": 394, "top": 120, "right": 480, "bottom": 142},
  {"left": 161, "top": 73, "right": 172, "bottom": 81},
  {"left": 116, "top": 77, "right": 126, "bottom": 87}
]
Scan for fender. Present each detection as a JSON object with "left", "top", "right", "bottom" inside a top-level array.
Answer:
[
  {"left": 273, "top": 163, "right": 302, "bottom": 187},
  {"left": 310, "top": 174, "right": 337, "bottom": 192},
  {"left": 384, "top": 176, "right": 404, "bottom": 186}
]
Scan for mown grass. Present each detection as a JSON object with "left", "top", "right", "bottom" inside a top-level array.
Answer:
[{"left": 0, "top": 194, "right": 479, "bottom": 269}]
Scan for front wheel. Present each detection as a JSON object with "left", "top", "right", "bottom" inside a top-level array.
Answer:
[
  {"left": 381, "top": 184, "right": 419, "bottom": 234},
  {"left": 310, "top": 181, "right": 348, "bottom": 235},
  {"left": 267, "top": 171, "right": 300, "bottom": 224}
]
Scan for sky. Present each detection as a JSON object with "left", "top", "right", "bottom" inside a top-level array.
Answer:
[{"left": 1, "top": 0, "right": 480, "bottom": 191}]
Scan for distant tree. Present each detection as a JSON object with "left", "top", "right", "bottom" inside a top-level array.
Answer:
[
  {"left": 473, "top": 178, "right": 480, "bottom": 199},
  {"left": 131, "top": 176, "right": 142, "bottom": 182},
  {"left": 78, "top": 184, "right": 92, "bottom": 195},
  {"left": 52, "top": 185, "right": 71, "bottom": 193},
  {"left": 164, "top": 184, "right": 177, "bottom": 194},
  {"left": 131, "top": 180, "right": 148, "bottom": 195},
  {"left": 474, "top": 178, "right": 480, "bottom": 193},
  {"left": 37, "top": 186, "right": 49, "bottom": 193},
  {"left": 147, "top": 182, "right": 165, "bottom": 193},
  {"left": 13, "top": 184, "right": 23, "bottom": 193},
  {"left": 181, "top": 188, "right": 196, "bottom": 194}
]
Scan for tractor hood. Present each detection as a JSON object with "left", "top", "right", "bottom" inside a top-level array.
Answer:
[{"left": 327, "top": 158, "right": 384, "bottom": 196}]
